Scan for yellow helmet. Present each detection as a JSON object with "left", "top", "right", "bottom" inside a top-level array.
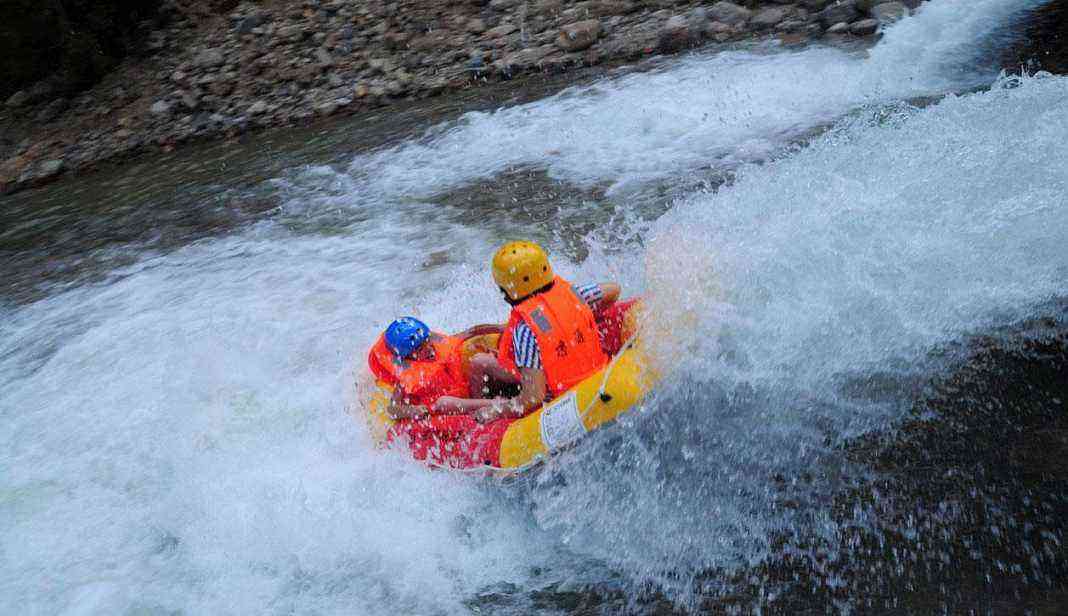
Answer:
[{"left": 492, "top": 241, "right": 554, "bottom": 301}]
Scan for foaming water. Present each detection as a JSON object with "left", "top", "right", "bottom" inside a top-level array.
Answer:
[
  {"left": 526, "top": 72, "right": 1068, "bottom": 602},
  {"left": 2, "top": 2, "right": 1065, "bottom": 614}
]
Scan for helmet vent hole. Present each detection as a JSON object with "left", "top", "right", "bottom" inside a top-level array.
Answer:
[
  {"left": 523, "top": 276, "right": 529, "bottom": 282},
  {"left": 542, "top": 266, "right": 547, "bottom": 272}
]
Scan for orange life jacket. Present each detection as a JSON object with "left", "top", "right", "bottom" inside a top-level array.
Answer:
[
  {"left": 368, "top": 332, "right": 469, "bottom": 407},
  {"left": 498, "top": 276, "right": 609, "bottom": 398}
]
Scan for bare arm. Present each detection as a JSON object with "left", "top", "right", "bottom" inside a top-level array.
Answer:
[
  {"left": 473, "top": 367, "right": 546, "bottom": 424},
  {"left": 597, "top": 282, "right": 621, "bottom": 308},
  {"left": 386, "top": 387, "right": 429, "bottom": 420}
]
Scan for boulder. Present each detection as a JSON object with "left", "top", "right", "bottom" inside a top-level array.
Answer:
[
  {"left": 801, "top": 0, "right": 833, "bottom": 8},
  {"left": 751, "top": 7, "right": 788, "bottom": 28},
  {"left": 849, "top": 18, "right": 879, "bottom": 35},
  {"left": 708, "top": 2, "right": 752, "bottom": 26},
  {"left": 871, "top": 2, "right": 908, "bottom": 24},
  {"left": 826, "top": 21, "right": 850, "bottom": 34},
  {"left": 817, "top": 1, "right": 860, "bottom": 27},
  {"left": 555, "top": 20, "right": 602, "bottom": 52}
]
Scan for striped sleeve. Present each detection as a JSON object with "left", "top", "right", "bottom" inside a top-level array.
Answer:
[
  {"left": 511, "top": 321, "right": 542, "bottom": 369},
  {"left": 572, "top": 282, "right": 604, "bottom": 310}
]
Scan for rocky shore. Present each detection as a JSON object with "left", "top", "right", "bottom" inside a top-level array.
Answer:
[{"left": 0, "top": 0, "right": 919, "bottom": 196}]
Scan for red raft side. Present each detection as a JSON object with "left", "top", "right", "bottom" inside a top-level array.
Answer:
[
  {"left": 387, "top": 299, "right": 640, "bottom": 470},
  {"left": 387, "top": 414, "right": 514, "bottom": 469}
]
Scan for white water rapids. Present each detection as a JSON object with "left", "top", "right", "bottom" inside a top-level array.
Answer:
[{"left": 2, "top": 1, "right": 1066, "bottom": 613}]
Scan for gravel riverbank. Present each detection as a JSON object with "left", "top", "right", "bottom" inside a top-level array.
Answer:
[{"left": 0, "top": 0, "right": 918, "bottom": 196}]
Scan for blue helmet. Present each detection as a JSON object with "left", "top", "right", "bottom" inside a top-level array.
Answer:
[{"left": 385, "top": 317, "right": 431, "bottom": 358}]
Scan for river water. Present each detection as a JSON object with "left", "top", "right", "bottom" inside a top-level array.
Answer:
[{"left": 2, "top": 1, "right": 1066, "bottom": 614}]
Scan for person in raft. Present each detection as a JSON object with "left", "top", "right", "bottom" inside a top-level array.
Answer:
[
  {"left": 367, "top": 317, "right": 503, "bottom": 420},
  {"left": 435, "top": 241, "right": 620, "bottom": 424}
]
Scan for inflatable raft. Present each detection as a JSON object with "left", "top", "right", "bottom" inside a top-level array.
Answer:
[{"left": 364, "top": 301, "right": 658, "bottom": 472}]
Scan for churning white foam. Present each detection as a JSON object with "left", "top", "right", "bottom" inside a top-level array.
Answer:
[{"left": 526, "top": 71, "right": 1068, "bottom": 600}]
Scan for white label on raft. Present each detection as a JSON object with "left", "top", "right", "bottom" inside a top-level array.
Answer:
[{"left": 540, "top": 391, "right": 585, "bottom": 453}]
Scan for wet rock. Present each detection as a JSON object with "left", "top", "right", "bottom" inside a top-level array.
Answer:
[
  {"left": 849, "top": 18, "right": 879, "bottom": 35},
  {"left": 236, "top": 13, "right": 268, "bottom": 35},
  {"left": 150, "top": 100, "right": 173, "bottom": 116},
  {"left": 498, "top": 45, "right": 556, "bottom": 73},
  {"left": 826, "top": 21, "right": 850, "bottom": 34},
  {"left": 801, "top": 0, "right": 833, "bottom": 8},
  {"left": 178, "top": 90, "right": 199, "bottom": 111},
  {"left": 315, "top": 49, "right": 334, "bottom": 67},
  {"left": 490, "top": 0, "right": 523, "bottom": 9},
  {"left": 591, "top": 0, "right": 637, "bottom": 16},
  {"left": 817, "top": 1, "right": 860, "bottom": 27},
  {"left": 277, "top": 24, "right": 307, "bottom": 43},
  {"left": 247, "top": 101, "right": 268, "bottom": 114},
  {"left": 467, "top": 18, "right": 487, "bottom": 34},
  {"left": 871, "top": 2, "right": 908, "bottom": 24},
  {"left": 21, "top": 159, "right": 64, "bottom": 185},
  {"left": 658, "top": 15, "right": 698, "bottom": 53},
  {"left": 709, "top": 2, "right": 753, "bottom": 26},
  {"left": 195, "top": 48, "right": 226, "bottom": 69},
  {"left": 315, "top": 100, "right": 339, "bottom": 116},
  {"left": 485, "top": 23, "right": 518, "bottom": 38},
  {"left": 36, "top": 98, "right": 70, "bottom": 123},
  {"left": 5, "top": 90, "right": 29, "bottom": 108},
  {"left": 556, "top": 20, "right": 602, "bottom": 52},
  {"left": 751, "top": 7, "right": 789, "bottom": 29}
]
